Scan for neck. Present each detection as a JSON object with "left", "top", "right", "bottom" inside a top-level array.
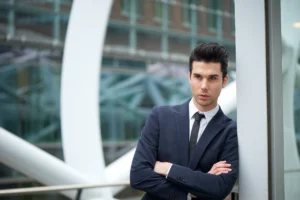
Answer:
[{"left": 193, "top": 98, "right": 217, "bottom": 112}]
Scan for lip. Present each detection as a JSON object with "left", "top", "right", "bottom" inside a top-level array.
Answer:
[{"left": 198, "top": 95, "right": 209, "bottom": 100}]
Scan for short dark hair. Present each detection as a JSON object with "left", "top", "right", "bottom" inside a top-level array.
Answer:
[{"left": 189, "top": 42, "right": 228, "bottom": 78}]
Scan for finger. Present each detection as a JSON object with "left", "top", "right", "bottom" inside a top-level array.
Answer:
[
  {"left": 215, "top": 161, "right": 226, "bottom": 165},
  {"left": 214, "top": 170, "right": 229, "bottom": 175},
  {"left": 213, "top": 161, "right": 225, "bottom": 167},
  {"left": 215, "top": 163, "right": 231, "bottom": 168},
  {"left": 208, "top": 169, "right": 217, "bottom": 175},
  {"left": 212, "top": 162, "right": 227, "bottom": 169},
  {"left": 216, "top": 165, "right": 231, "bottom": 169},
  {"left": 190, "top": 194, "right": 197, "bottom": 198},
  {"left": 216, "top": 168, "right": 232, "bottom": 172},
  {"left": 215, "top": 161, "right": 230, "bottom": 165},
  {"left": 216, "top": 171, "right": 229, "bottom": 175}
]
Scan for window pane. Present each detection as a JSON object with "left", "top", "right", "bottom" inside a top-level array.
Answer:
[
  {"left": 121, "top": 0, "right": 130, "bottom": 15},
  {"left": 207, "top": 0, "right": 220, "bottom": 31},
  {"left": 281, "top": 0, "right": 300, "bottom": 199},
  {"left": 154, "top": 1, "right": 162, "bottom": 20}
]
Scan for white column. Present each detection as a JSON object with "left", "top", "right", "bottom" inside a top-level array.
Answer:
[{"left": 235, "top": 0, "right": 269, "bottom": 199}]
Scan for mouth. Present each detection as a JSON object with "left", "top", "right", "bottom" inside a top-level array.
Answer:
[
  {"left": 198, "top": 95, "right": 209, "bottom": 100},
  {"left": 199, "top": 94, "right": 209, "bottom": 97}
]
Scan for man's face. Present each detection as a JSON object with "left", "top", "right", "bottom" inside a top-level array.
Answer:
[{"left": 189, "top": 61, "right": 228, "bottom": 112}]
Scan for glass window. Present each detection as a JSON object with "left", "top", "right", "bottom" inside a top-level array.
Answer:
[
  {"left": 231, "top": 0, "right": 235, "bottom": 34},
  {"left": 154, "top": 1, "right": 163, "bottom": 21},
  {"left": 182, "top": 0, "right": 198, "bottom": 26},
  {"left": 121, "top": 0, "right": 142, "bottom": 17},
  {"left": 281, "top": 0, "right": 300, "bottom": 199},
  {"left": 121, "top": 0, "right": 130, "bottom": 16},
  {"left": 154, "top": 0, "right": 171, "bottom": 23},
  {"left": 207, "top": 0, "right": 221, "bottom": 32}
]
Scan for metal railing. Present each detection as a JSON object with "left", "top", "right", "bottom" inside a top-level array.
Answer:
[
  {"left": 0, "top": 181, "right": 239, "bottom": 200},
  {"left": 0, "top": 181, "right": 130, "bottom": 200}
]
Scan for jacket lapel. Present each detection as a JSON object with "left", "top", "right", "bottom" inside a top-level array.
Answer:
[
  {"left": 173, "top": 100, "right": 190, "bottom": 167},
  {"left": 188, "top": 108, "right": 225, "bottom": 170}
]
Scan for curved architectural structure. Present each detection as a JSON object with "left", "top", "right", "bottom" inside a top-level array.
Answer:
[{"left": 60, "top": 0, "right": 113, "bottom": 198}]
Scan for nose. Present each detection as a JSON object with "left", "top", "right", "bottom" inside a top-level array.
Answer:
[{"left": 200, "top": 79, "right": 208, "bottom": 90}]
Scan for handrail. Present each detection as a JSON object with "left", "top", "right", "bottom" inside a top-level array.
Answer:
[
  {"left": 0, "top": 181, "right": 240, "bottom": 196},
  {"left": 0, "top": 181, "right": 130, "bottom": 196},
  {"left": 0, "top": 181, "right": 240, "bottom": 200}
]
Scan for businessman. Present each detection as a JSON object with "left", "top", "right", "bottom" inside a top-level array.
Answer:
[{"left": 130, "top": 43, "right": 238, "bottom": 200}]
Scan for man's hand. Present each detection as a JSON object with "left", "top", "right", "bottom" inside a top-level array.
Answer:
[
  {"left": 190, "top": 194, "right": 198, "bottom": 198},
  {"left": 208, "top": 161, "right": 231, "bottom": 175},
  {"left": 154, "top": 161, "right": 172, "bottom": 176}
]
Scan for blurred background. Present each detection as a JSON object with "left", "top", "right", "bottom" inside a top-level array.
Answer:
[{"left": 0, "top": 0, "right": 237, "bottom": 199}]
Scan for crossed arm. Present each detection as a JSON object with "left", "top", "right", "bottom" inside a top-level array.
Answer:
[
  {"left": 130, "top": 107, "right": 238, "bottom": 199},
  {"left": 154, "top": 161, "right": 232, "bottom": 199}
]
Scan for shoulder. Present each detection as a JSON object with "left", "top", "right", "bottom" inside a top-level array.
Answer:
[
  {"left": 153, "top": 102, "right": 185, "bottom": 114},
  {"left": 150, "top": 104, "right": 178, "bottom": 116},
  {"left": 222, "top": 114, "right": 237, "bottom": 133}
]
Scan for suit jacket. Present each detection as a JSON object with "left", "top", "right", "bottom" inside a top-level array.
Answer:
[{"left": 130, "top": 100, "right": 239, "bottom": 200}]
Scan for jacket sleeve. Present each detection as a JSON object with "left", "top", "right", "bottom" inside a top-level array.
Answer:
[
  {"left": 166, "top": 128, "right": 238, "bottom": 199},
  {"left": 130, "top": 106, "right": 187, "bottom": 200}
]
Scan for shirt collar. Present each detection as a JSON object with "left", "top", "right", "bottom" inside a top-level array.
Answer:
[{"left": 189, "top": 98, "right": 219, "bottom": 123}]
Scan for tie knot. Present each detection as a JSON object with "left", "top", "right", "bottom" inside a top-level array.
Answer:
[{"left": 194, "top": 112, "right": 205, "bottom": 122}]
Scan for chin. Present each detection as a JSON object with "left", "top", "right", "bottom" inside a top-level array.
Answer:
[{"left": 196, "top": 100, "right": 212, "bottom": 107}]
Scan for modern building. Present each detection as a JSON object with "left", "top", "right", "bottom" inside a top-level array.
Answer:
[{"left": 0, "top": 0, "right": 299, "bottom": 200}]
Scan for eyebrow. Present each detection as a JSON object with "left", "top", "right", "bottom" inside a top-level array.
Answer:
[
  {"left": 209, "top": 74, "right": 219, "bottom": 77},
  {"left": 193, "top": 73, "right": 220, "bottom": 77}
]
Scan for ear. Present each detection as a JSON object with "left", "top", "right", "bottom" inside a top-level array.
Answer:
[
  {"left": 222, "top": 75, "right": 229, "bottom": 88},
  {"left": 188, "top": 72, "right": 192, "bottom": 82}
]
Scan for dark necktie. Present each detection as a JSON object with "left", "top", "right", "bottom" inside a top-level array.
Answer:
[{"left": 189, "top": 112, "right": 205, "bottom": 155}]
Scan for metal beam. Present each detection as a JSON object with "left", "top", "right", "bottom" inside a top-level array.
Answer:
[
  {"left": 161, "top": 1, "right": 169, "bottom": 57},
  {"left": 26, "top": 123, "right": 59, "bottom": 143},
  {"left": 129, "top": 0, "right": 137, "bottom": 52},
  {"left": 100, "top": 85, "right": 144, "bottom": 102},
  {"left": 217, "top": 10, "right": 223, "bottom": 41},
  {"left": 190, "top": 3, "right": 197, "bottom": 50},
  {"left": 106, "top": 74, "right": 145, "bottom": 93},
  {"left": 7, "top": 0, "right": 15, "bottom": 39},
  {"left": 129, "top": 92, "right": 145, "bottom": 108},
  {"left": 109, "top": 20, "right": 235, "bottom": 46},
  {"left": 266, "top": 0, "right": 284, "bottom": 199},
  {"left": 147, "top": 78, "right": 166, "bottom": 105},
  {"left": 53, "top": 0, "right": 61, "bottom": 44}
]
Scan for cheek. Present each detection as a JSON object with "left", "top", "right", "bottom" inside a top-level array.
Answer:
[
  {"left": 191, "top": 81, "right": 199, "bottom": 90},
  {"left": 191, "top": 85, "right": 197, "bottom": 93},
  {"left": 211, "top": 86, "right": 222, "bottom": 96}
]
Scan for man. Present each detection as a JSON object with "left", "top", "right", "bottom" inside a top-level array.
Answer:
[{"left": 130, "top": 43, "right": 238, "bottom": 200}]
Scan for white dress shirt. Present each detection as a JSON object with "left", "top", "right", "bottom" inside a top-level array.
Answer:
[
  {"left": 188, "top": 98, "right": 219, "bottom": 143},
  {"left": 167, "top": 98, "right": 219, "bottom": 200}
]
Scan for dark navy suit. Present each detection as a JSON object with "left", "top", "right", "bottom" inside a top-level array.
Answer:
[{"left": 130, "top": 100, "right": 238, "bottom": 200}]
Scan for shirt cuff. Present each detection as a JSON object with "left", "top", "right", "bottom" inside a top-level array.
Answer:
[{"left": 165, "top": 164, "right": 173, "bottom": 178}]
